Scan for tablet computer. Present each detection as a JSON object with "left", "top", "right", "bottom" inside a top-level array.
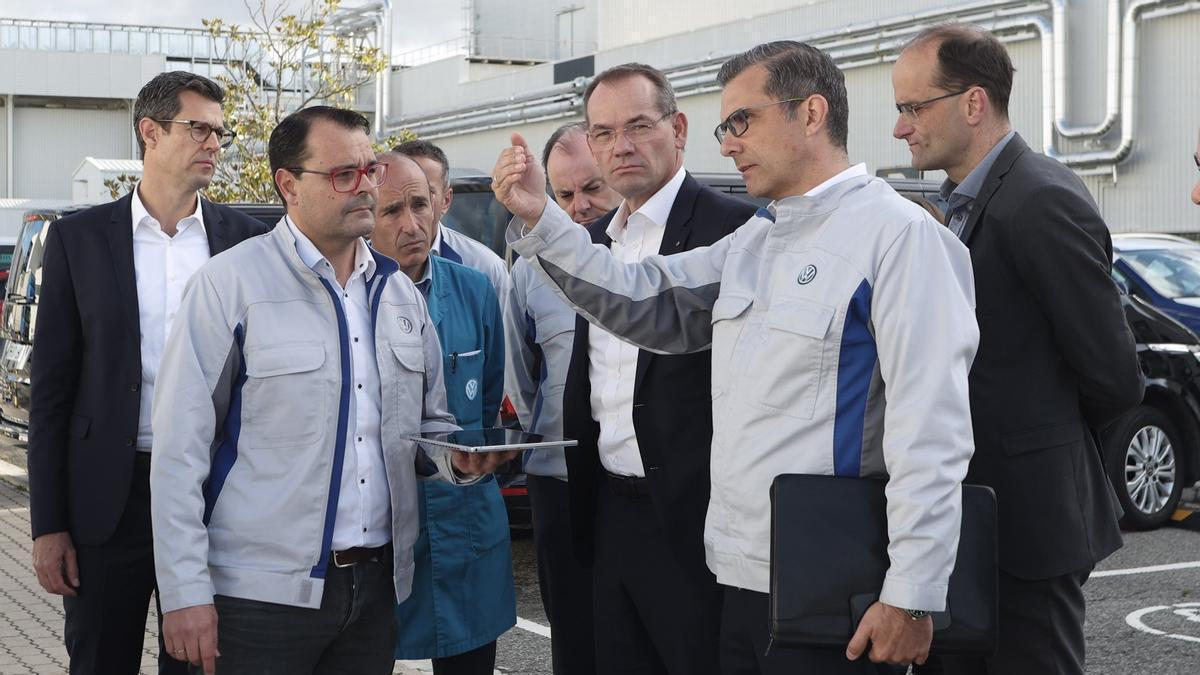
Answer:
[{"left": 407, "top": 428, "right": 577, "bottom": 453}]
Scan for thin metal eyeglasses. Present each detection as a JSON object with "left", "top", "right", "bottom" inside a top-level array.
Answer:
[
  {"left": 587, "top": 111, "right": 676, "bottom": 149},
  {"left": 153, "top": 119, "right": 237, "bottom": 149},
  {"left": 286, "top": 162, "right": 388, "bottom": 193},
  {"left": 894, "top": 88, "right": 971, "bottom": 120},
  {"left": 713, "top": 97, "right": 809, "bottom": 143}
]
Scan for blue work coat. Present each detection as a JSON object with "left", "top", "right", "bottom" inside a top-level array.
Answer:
[{"left": 395, "top": 255, "right": 515, "bottom": 659}]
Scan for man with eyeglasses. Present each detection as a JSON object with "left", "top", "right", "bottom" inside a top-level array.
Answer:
[
  {"left": 892, "top": 25, "right": 1142, "bottom": 675},
  {"left": 495, "top": 41, "right": 978, "bottom": 674},
  {"left": 149, "top": 106, "right": 514, "bottom": 675},
  {"left": 26, "top": 71, "right": 266, "bottom": 675},
  {"left": 538, "top": 63, "right": 755, "bottom": 675}
]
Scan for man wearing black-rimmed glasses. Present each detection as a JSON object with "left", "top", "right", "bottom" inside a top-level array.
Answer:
[
  {"left": 27, "top": 71, "right": 268, "bottom": 675},
  {"left": 893, "top": 24, "right": 1142, "bottom": 675},
  {"left": 556, "top": 62, "right": 754, "bottom": 675}
]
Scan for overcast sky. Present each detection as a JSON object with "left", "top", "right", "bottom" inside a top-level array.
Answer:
[{"left": 0, "top": 0, "right": 463, "bottom": 54}]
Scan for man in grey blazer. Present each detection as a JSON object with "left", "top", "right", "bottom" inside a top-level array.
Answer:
[{"left": 892, "top": 24, "right": 1143, "bottom": 674}]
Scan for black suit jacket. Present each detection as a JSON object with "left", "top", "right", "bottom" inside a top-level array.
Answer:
[
  {"left": 958, "top": 133, "right": 1143, "bottom": 579},
  {"left": 28, "top": 194, "right": 269, "bottom": 545},
  {"left": 562, "top": 172, "right": 756, "bottom": 581}
]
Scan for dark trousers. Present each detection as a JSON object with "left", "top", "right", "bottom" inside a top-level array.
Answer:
[
  {"left": 198, "top": 547, "right": 397, "bottom": 675},
  {"left": 719, "top": 586, "right": 906, "bottom": 675},
  {"left": 63, "top": 453, "right": 186, "bottom": 675},
  {"left": 592, "top": 479, "right": 723, "bottom": 675},
  {"left": 432, "top": 640, "right": 497, "bottom": 675},
  {"left": 917, "top": 569, "right": 1088, "bottom": 675},
  {"left": 528, "top": 474, "right": 596, "bottom": 675}
]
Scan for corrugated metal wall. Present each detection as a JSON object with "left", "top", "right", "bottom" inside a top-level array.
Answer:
[
  {"left": 12, "top": 105, "right": 130, "bottom": 199},
  {"left": 1082, "top": 10, "right": 1200, "bottom": 233},
  {"left": 0, "top": 98, "right": 7, "bottom": 195}
]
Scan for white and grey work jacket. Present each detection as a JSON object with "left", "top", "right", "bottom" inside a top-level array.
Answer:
[{"left": 508, "top": 174, "right": 979, "bottom": 612}]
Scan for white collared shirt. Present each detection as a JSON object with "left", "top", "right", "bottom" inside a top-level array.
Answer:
[
  {"left": 805, "top": 163, "right": 869, "bottom": 197},
  {"left": 286, "top": 217, "right": 390, "bottom": 550},
  {"left": 589, "top": 165, "right": 687, "bottom": 477},
  {"left": 132, "top": 185, "right": 210, "bottom": 450}
]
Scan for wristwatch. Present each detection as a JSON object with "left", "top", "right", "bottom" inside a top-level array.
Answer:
[{"left": 903, "top": 608, "right": 930, "bottom": 620}]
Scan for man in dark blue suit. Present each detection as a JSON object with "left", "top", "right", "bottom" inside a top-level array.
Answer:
[
  {"left": 892, "top": 25, "right": 1143, "bottom": 674},
  {"left": 561, "top": 63, "right": 757, "bottom": 675},
  {"left": 27, "top": 71, "right": 268, "bottom": 675}
]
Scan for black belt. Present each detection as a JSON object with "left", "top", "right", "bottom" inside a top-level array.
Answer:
[
  {"left": 605, "top": 472, "right": 651, "bottom": 499},
  {"left": 331, "top": 545, "right": 388, "bottom": 568}
]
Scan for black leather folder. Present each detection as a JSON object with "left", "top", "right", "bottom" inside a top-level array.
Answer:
[{"left": 769, "top": 474, "right": 997, "bottom": 655}]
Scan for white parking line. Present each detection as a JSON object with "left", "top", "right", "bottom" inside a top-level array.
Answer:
[
  {"left": 1125, "top": 603, "right": 1200, "bottom": 644},
  {"left": 1092, "top": 561, "right": 1200, "bottom": 578},
  {"left": 517, "top": 617, "right": 552, "bottom": 638},
  {"left": 0, "top": 459, "right": 25, "bottom": 478}
]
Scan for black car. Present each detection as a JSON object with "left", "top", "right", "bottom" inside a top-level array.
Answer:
[{"left": 1104, "top": 288, "right": 1200, "bottom": 529}]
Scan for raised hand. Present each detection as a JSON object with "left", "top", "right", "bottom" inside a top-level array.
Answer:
[{"left": 491, "top": 132, "right": 549, "bottom": 224}]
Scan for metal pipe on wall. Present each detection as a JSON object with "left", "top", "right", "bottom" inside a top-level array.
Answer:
[
  {"left": 1053, "top": 0, "right": 1121, "bottom": 139},
  {"left": 1048, "top": 0, "right": 1200, "bottom": 167}
]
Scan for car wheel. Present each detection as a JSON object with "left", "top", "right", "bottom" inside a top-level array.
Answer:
[{"left": 1103, "top": 405, "right": 1184, "bottom": 530}]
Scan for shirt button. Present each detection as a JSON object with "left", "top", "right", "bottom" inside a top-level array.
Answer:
[
  {"left": 362, "top": 527, "right": 367, "bottom": 532},
  {"left": 357, "top": 384, "right": 362, "bottom": 390},
  {"left": 357, "top": 436, "right": 363, "bottom": 442},
  {"left": 360, "top": 478, "right": 365, "bottom": 484},
  {"left": 353, "top": 337, "right": 359, "bottom": 343}
]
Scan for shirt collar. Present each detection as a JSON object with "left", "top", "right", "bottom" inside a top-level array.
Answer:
[
  {"left": 766, "top": 163, "right": 868, "bottom": 218},
  {"left": 414, "top": 255, "right": 435, "bottom": 297},
  {"left": 286, "top": 215, "right": 376, "bottom": 281},
  {"left": 130, "top": 182, "right": 206, "bottom": 235},
  {"left": 939, "top": 129, "right": 1016, "bottom": 204},
  {"left": 606, "top": 165, "right": 687, "bottom": 243}
]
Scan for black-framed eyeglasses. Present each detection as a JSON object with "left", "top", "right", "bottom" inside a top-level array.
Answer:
[
  {"left": 894, "top": 88, "right": 971, "bottom": 120},
  {"left": 1194, "top": 152, "right": 1199, "bottom": 173},
  {"left": 154, "top": 119, "right": 237, "bottom": 149},
  {"left": 713, "top": 97, "right": 809, "bottom": 143},
  {"left": 587, "top": 111, "right": 676, "bottom": 149},
  {"left": 286, "top": 162, "right": 388, "bottom": 193}
]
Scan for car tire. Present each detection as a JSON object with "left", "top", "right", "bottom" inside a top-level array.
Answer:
[{"left": 1103, "top": 405, "right": 1184, "bottom": 530}]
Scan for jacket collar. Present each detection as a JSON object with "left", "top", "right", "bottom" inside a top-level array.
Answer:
[{"left": 958, "top": 132, "right": 1028, "bottom": 245}]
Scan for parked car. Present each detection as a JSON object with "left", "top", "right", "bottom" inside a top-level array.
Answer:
[{"left": 1111, "top": 233, "right": 1200, "bottom": 336}]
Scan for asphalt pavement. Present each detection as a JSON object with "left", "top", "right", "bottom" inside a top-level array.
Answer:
[{"left": 1, "top": 436, "right": 1198, "bottom": 674}]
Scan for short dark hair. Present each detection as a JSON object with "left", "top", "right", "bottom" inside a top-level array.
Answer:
[
  {"left": 716, "top": 41, "right": 849, "bottom": 150},
  {"left": 904, "top": 24, "right": 1015, "bottom": 118},
  {"left": 541, "top": 122, "right": 587, "bottom": 170},
  {"left": 583, "top": 63, "right": 677, "bottom": 122},
  {"left": 132, "top": 71, "right": 225, "bottom": 157},
  {"left": 268, "top": 106, "right": 371, "bottom": 203},
  {"left": 393, "top": 139, "right": 450, "bottom": 189}
]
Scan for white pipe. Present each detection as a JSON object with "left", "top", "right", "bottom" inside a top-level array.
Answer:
[
  {"left": 1053, "top": 0, "right": 1121, "bottom": 138},
  {"left": 1048, "top": 0, "right": 1200, "bottom": 167}
]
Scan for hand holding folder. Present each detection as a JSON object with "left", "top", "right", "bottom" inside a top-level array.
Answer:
[{"left": 769, "top": 474, "right": 997, "bottom": 657}]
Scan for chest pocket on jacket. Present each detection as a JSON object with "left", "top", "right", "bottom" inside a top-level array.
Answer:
[
  {"left": 444, "top": 347, "right": 485, "bottom": 428},
  {"left": 390, "top": 342, "right": 427, "bottom": 417},
  {"left": 744, "top": 299, "right": 834, "bottom": 420},
  {"left": 710, "top": 294, "right": 753, "bottom": 401},
  {"left": 242, "top": 341, "right": 328, "bottom": 448}
]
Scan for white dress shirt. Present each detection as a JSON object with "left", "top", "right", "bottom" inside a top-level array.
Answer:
[
  {"left": 287, "top": 218, "right": 391, "bottom": 550},
  {"left": 132, "top": 186, "right": 210, "bottom": 450},
  {"left": 589, "top": 166, "right": 687, "bottom": 477}
]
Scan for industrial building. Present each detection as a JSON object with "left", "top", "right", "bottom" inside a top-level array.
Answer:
[{"left": 2, "top": 1, "right": 1198, "bottom": 232}]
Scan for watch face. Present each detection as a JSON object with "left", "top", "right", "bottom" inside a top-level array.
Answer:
[{"left": 906, "top": 609, "right": 930, "bottom": 619}]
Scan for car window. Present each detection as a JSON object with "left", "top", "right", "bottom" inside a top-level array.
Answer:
[
  {"left": 443, "top": 186, "right": 511, "bottom": 258},
  {"left": 1121, "top": 248, "right": 1200, "bottom": 299}
]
